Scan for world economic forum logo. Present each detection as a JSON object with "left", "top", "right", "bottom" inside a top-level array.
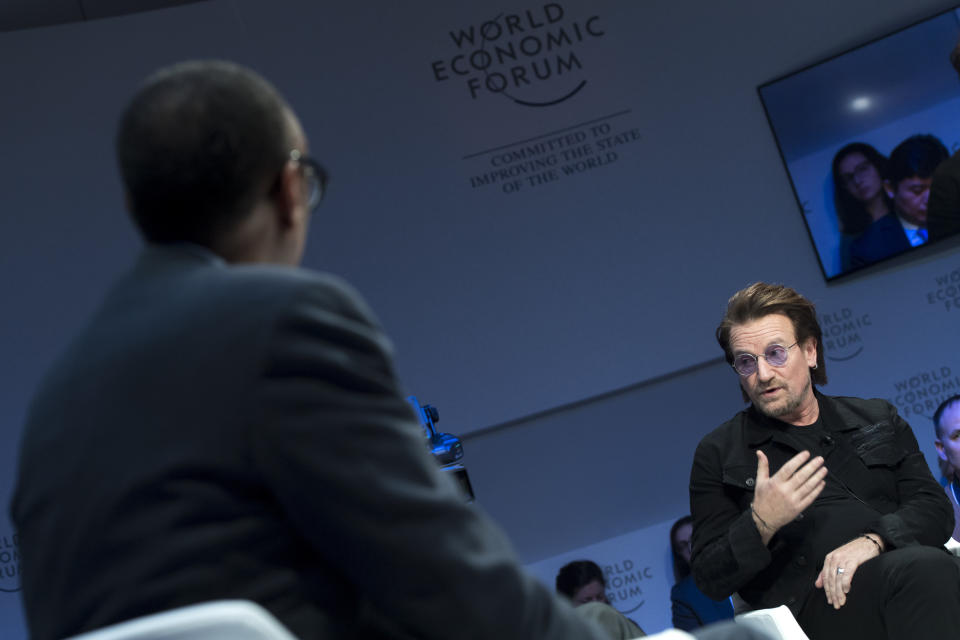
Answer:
[
  {"left": 819, "top": 307, "right": 871, "bottom": 362},
  {"left": 0, "top": 531, "right": 20, "bottom": 593},
  {"left": 603, "top": 558, "right": 653, "bottom": 614},
  {"left": 430, "top": 3, "right": 605, "bottom": 107},
  {"left": 889, "top": 366, "right": 960, "bottom": 420}
]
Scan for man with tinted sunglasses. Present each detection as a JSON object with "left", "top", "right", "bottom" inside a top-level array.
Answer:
[{"left": 688, "top": 282, "right": 960, "bottom": 640}]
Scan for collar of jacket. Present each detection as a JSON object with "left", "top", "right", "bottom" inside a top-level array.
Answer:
[{"left": 742, "top": 390, "right": 861, "bottom": 447}]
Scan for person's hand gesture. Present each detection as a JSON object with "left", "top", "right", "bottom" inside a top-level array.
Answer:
[
  {"left": 751, "top": 450, "right": 827, "bottom": 543},
  {"left": 815, "top": 535, "right": 884, "bottom": 609}
]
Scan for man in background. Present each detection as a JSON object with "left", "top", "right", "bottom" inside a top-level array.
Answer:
[
  {"left": 934, "top": 394, "right": 960, "bottom": 544},
  {"left": 10, "top": 60, "right": 615, "bottom": 640},
  {"left": 850, "top": 134, "right": 948, "bottom": 267}
]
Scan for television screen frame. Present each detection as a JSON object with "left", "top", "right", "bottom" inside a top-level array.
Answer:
[{"left": 758, "top": 6, "right": 960, "bottom": 281}]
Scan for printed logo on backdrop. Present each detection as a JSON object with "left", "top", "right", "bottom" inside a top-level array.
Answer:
[
  {"left": 431, "top": 3, "right": 604, "bottom": 106},
  {"left": 463, "top": 112, "right": 642, "bottom": 194},
  {"left": 430, "top": 3, "right": 643, "bottom": 195},
  {"left": 0, "top": 531, "right": 19, "bottom": 593},
  {"left": 926, "top": 264, "right": 960, "bottom": 312},
  {"left": 888, "top": 365, "right": 960, "bottom": 420},
  {"left": 602, "top": 558, "right": 654, "bottom": 614},
  {"left": 819, "top": 307, "right": 871, "bottom": 362}
]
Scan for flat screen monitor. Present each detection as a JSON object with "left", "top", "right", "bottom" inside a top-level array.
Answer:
[{"left": 759, "top": 7, "right": 960, "bottom": 280}]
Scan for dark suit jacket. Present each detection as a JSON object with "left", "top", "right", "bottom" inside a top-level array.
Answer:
[
  {"left": 11, "top": 245, "right": 606, "bottom": 640},
  {"left": 670, "top": 575, "right": 733, "bottom": 631},
  {"left": 848, "top": 213, "right": 912, "bottom": 269}
]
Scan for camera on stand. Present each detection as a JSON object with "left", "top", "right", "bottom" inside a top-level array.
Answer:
[{"left": 407, "top": 396, "right": 475, "bottom": 502}]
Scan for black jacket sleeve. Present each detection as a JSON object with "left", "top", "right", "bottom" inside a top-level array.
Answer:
[
  {"left": 247, "top": 278, "right": 610, "bottom": 640},
  {"left": 688, "top": 428, "right": 771, "bottom": 601}
]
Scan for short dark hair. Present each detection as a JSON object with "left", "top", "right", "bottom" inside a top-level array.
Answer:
[
  {"left": 555, "top": 560, "right": 605, "bottom": 598},
  {"left": 669, "top": 515, "right": 693, "bottom": 583},
  {"left": 950, "top": 36, "right": 960, "bottom": 78},
  {"left": 934, "top": 395, "right": 960, "bottom": 439},
  {"left": 716, "top": 283, "right": 827, "bottom": 400},
  {"left": 831, "top": 142, "right": 890, "bottom": 235},
  {"left": 885, "top": 134, "right": 948, "bottom": 190},
  {"left": 116, "top": 60, "right": 294, "bottom": 246}
]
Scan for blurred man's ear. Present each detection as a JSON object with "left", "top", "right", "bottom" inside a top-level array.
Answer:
[
  {"left": 272, "top": 161, "right": 302, "bottom": 228},
  {"left": 883, "top": 180, "right": 895, "bottom": 200}
]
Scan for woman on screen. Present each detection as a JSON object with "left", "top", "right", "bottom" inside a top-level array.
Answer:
[{"left": 831, "top": 142, "right": 891, "bottom": 270}]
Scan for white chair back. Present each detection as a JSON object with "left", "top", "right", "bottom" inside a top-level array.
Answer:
[
  {"left": 64, "top": 600, "right": 299, "bottom": 640},
  {"left": 945, "top": 537, "right": 960, "bottom": 556},
  {"left": 734, "top": 604, "right": 809, "bottom": 640}
]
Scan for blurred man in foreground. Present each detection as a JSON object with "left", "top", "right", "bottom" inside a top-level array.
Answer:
[{"left": 10, "top": 60, "right": 613, "bottom": 640}]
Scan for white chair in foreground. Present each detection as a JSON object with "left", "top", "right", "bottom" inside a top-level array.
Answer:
[
  {"left": 644, "top": 630, "right": 695, "bottom": 640},
  {"left": 946, "top": 537, "right": 960, "bottom": 556},
  {"left": 735, "top": 605, "right": 809, "bottom": 640},
  {"left": 65, "top": 600, "right": 299, "bottom": 640}
]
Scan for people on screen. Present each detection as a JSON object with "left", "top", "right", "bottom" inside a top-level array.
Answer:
[
  {"left": 849, "top": 134, "right": 948, "bottom": 268},
  {"left": 830, "top": 143, "right": 891, "bottom": 271}
]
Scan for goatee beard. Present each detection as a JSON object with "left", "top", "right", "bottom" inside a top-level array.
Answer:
[{"left": 757, "top": 377, "right": 811, "bottom": 420}]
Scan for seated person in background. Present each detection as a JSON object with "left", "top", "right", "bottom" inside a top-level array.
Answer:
[
  {"left": 830, "top": 143, "right": 891, "bottom": 271},
  {"left": 10, "top": 60, "right": 613, "bottom": 640},
  {"left": 934, "top": 394, "right": 960, "bottom": 543},
  {"left": 556, "top": 560, "right": 610, "bottom": 606},
  {"left": 927, "top": 40, "right": 960, "bottom": 242},
  {"left": 690, "top": 282, "right": 960, "bottom": 640},
  {"left": 849, "top": 134, "right": 948, "bottom": 268},
  {"left": 670, "top": 516, "right": 734, "bottom": 630},
  {"left": 556, "top": 560, "right": 646, "bottom": 638}
]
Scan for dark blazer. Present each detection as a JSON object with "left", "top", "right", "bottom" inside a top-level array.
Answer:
[
  {"left": 689, "top": 393, "right": 952, "bottom": 615},
  {"left": 928, "top": 150, "right": 960, "bottom": 242},
  {"left": 11, "top": 245, "right": 607, "bottom": 640},
  {"left": 670, "top": 575, "right": 733, "bottom": 631},
  {"left": 848, "top": 213, "right": 912, "bottom": 269}
]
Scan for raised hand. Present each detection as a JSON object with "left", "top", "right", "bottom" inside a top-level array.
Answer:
[{"left": 751, "top": 450, "right": 827, "bottom": 543}]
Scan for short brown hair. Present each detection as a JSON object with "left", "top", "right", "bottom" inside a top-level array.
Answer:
[{"left": 716, "top": 282, "right": 827, "bottom": 386}]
